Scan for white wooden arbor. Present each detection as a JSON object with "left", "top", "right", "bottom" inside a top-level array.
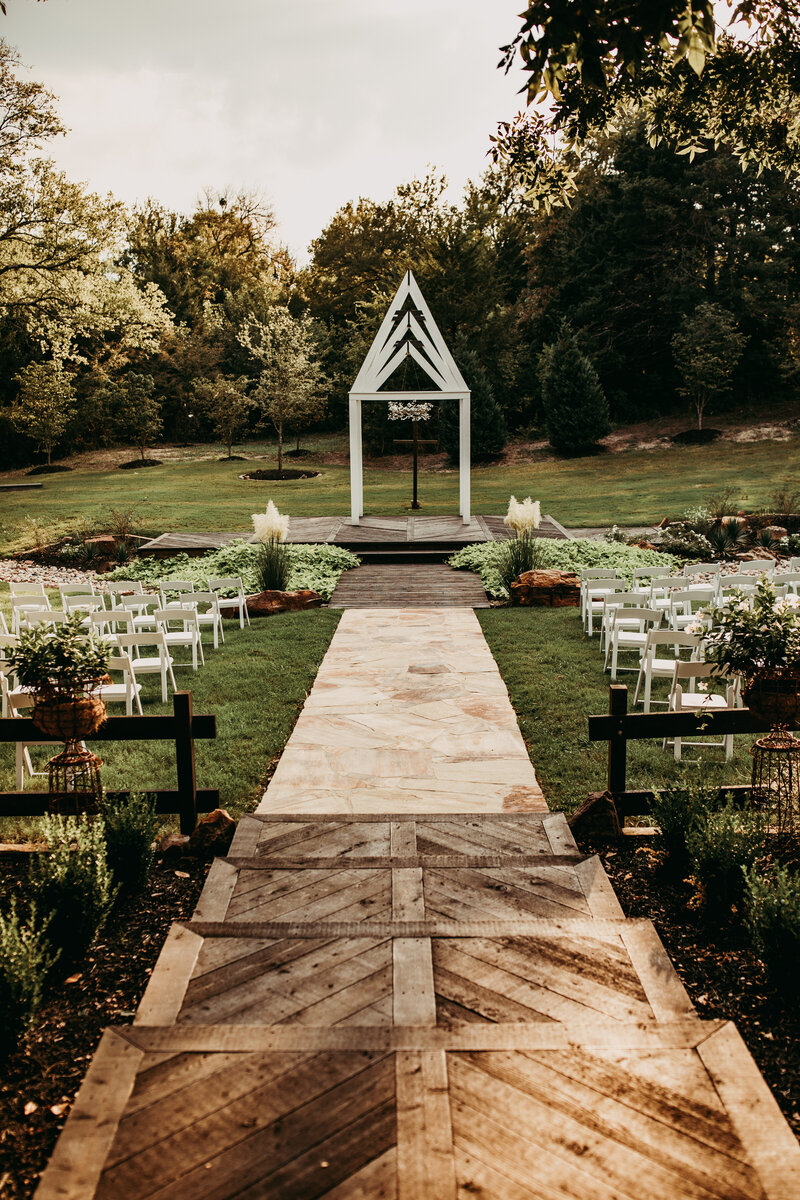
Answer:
[{"left": 349, "top": 270, "right": 471, "bottom": 523}]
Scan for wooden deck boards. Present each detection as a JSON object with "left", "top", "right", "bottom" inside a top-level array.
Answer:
[
  {"left": 138, "top": 513, "right": 568, "bottom": 554},
  {"left": 328, "top": 564, "right": 491, "bottom": 608},
  {"left": 38, "top": 813, "right": 800, "bottom": 1199}
]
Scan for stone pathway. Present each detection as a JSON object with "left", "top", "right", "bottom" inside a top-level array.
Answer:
[{"left": 258, "top": 609, "right": 545, "bottom": 815}]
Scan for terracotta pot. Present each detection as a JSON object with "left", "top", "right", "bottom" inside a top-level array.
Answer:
[
  {"left": 742, "top": 670, "right": 800, "bottom": 726},
  {"left": 32, "top": 695, "right": 107, "bottom": 740}
]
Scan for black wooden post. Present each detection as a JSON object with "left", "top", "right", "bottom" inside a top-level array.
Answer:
[
  {"left": 173, "top": 691, "right": 198, "bottom": 834},
  {"left": 608, "top": 684, "right": 628, "bottom": 795},
  {"left": 411, "top": 419, "right": 420, "bottom": 510}
]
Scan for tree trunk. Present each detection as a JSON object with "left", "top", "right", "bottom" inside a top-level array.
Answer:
[
  {"left": 140, "top": 441, "right": 147, "bottom": 462},
  {"left": 46, "top": 442, "right": 52, "bottom": 466},
  {"left": 277, "top": 420, "right": 283, "bottom": 474}
]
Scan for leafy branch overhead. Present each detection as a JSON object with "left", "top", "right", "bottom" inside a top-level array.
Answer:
[{"left": 494, "top": 2, "right": 800, "bottom": 209}]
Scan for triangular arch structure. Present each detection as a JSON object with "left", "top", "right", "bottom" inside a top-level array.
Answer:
[{"left": 349, "top": 270, "right": 471, "bottom": 523}]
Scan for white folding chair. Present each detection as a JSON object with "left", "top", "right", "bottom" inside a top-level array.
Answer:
[
  {"left": 153, "top": 606, "right": 205, "bottom": 670},
  {"left": 606, "top": 607, "right": 663, "bottom": 681},
  {"left": 684, "top": 562, "right": 722, "bottom": 577},
  {"left": 58, "top": 582, "right": 96, "bottom": 603},
  {"left": 647, "top": 576, "right": 690, "bottom": 611},
  {"left": 583, "top": 577, "right": 627, "bottom": 636},
  {"left": 9, "top": 581, "right": 48, "bottom": 598},
  {"left": 207, "top": 576, "right": 250, "bottom": 628},
  {"left": 739, "top": 558, "right": 775, "bottom": 576},
  {"left": 632, "top": 566, "right": 670, "bottom": 584},
  {"left": 0, "top": 666, "right": 48, "bottom": 788},
  {"left": 773, "top": 572, "right": 800, "bottom": 596},
  {"left": 667, "top": 587, "right": 717, "bottom": 632},
  {"left": 115, "top": 631, "right": 177, "bottom": 702},
  {"left": 9, "top": 593, "right": 50, "bottom": 634},
  {"left": 107, "top": 581, "right": 154, "bottom": 622},
  {"left": 789, "top": 557, "right": 800, "bottom": 572},
  {"left": 665, "top": 662, "right": 739, "bottom": 762},
  {"left": 599, "top": 591, "right": 650, "bottom": 659},
  {"left": 178, "top": 591, "right": 225, "bottom": 648},
  {"left": 98, "top": 652, "right": 143, "bottom": 716},
  {"left": 20, "top": 609, "right": 70, "bottom": 630},
  {"left": 159, "top": 580, "right": 196, "bottom": 608},
  {"left": 633, "top": 629, "right": 703, "bottom": 712}
]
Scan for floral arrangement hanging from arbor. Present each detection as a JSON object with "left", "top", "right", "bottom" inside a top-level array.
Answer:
[{"left": 387, "top": 400, "right": 433, "bottom": 422}]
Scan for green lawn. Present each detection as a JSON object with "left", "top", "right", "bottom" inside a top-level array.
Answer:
[
  {"left": 478, "top": 607, "right": 752, "bottom": 816},
  {"left": 0, "top": 435, "right": 791, "bottom": 553},
  {"left": 0, "top": 591, "right": 340, "bottom": 840}
]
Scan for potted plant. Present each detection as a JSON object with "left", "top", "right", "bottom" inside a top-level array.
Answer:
[
  {"left": 7, "top": 615, "right": 111, "bottom": 739},
  {"left": 704, "top": 579, "right": 800, "bottom": 724}
]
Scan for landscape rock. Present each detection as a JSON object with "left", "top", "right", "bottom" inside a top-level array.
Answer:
[
  {"left": 761, "top": 525, "right": 788, "bottom": 542},
  {"left": 568, "top": 791, "right": 622, "bottom": 839},
  {"left": 510, "top": 569, "right": 580, "bottom": 607},
  {"left": 158, "top": 832, "right": 190, "bottom": 862},
  {"left": 188, "top": 808, "right": 236, "bottom": 857},
  {"left": 245, "top": 589, "right": 323, "bottom": 616}
]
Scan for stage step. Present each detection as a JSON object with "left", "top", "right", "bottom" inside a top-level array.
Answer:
[{"left": 336, "top": 541, "right": 463, "bottom": 564}]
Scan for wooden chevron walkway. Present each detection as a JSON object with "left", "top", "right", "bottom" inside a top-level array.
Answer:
[{"left": 37, "top": 813, "right": 800, "bottom": 1199}]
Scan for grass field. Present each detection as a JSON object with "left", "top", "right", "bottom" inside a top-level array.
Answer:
[
  {"left": 0, "top": 434, "right": 790, "bottom": 553},
  {"left": 478, "top": 607, "right": 752, "bottom": 815}
]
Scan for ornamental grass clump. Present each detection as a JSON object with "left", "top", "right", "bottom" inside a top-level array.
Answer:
[
  {"left": 255, "top": 539, "right": 290, "bottom": 592},
  {"left": 0, "top": 901, "right": 55, "bottom": 1059},
  {"left": 503, "top": 495, "right": 541, "bottom": 536},
  {"left": 32, "top": 814, "right": 117, "bottom": 973},
  {"left": 251, "top": 499, "right": 289, "bottom": 544},
  {"left": 497, "top": 535, "right": 546, "bottom": 596},
  {"left": 743, "top": 863, "right": 800, "bottom": 992}
]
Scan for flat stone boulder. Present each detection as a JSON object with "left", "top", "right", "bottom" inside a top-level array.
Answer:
[
  {"left": 510, "top": 569, "right": 580, "bottom": 607},
  {"left": 245, "top": 589, "right": 323, "bottom": 616},
  {"left": 188, "top": 808, "right": 236, "bottom": 858},
  {"left": 569, "top": 791, "right": 622, "bottom": 839}
]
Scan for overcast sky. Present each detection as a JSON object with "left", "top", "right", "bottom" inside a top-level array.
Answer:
[{"left": 4, "top": 0, "right": 525, "bottom": 262}]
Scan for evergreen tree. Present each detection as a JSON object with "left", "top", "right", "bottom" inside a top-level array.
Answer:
[
  {"left": 539, "top": 324, "right": 610, "bottom": 454},
  {"left": 440, "top": 346, "right": 507, "bottom": 464}
]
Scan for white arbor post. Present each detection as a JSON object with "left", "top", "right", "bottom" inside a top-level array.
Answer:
[
  {"left": 349, "top": 396, "right": 363, "bottom": 520},
  {"left": 348, "top": 269, "right": 471, "bottom": 524}
]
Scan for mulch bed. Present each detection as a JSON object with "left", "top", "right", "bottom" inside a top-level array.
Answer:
[
  {"left": 580, "top": 834, "right": 800, "bottom": 1140},
  {"left": 241, "top": 468, "right": 320, "bottom": 480},
  {"left": 0, "top": 854, "right": 209, "bottom": 1199}
]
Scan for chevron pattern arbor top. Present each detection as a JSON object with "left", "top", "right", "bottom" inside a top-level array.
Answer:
[{"left": 351, "top": 270, "right": 468, "bottom": 397}]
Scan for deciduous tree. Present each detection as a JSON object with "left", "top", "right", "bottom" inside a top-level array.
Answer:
[
  {"left": 10, "top": 360, "right": 75, "bottom": 465},
  {"left": 672, "top": 303, "right": 746, "bottom": 429},
  {"left": 193, "top": 374, "right": 254, "bottom": 459}
]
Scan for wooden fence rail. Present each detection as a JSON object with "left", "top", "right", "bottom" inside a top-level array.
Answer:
[
  {"left": 587, "top": 684, "right": 799, "bottom": 818},
  {"left": 0, "top": 691, "right": 217, "bottom": 833}
]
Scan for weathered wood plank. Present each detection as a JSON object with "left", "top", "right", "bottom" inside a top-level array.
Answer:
[
  {"left": 393, "top": 938, "right": 436, "bottom": 1026},
  {"left": 396, "top": 1051, "right": 456, "bottom": 1199}
]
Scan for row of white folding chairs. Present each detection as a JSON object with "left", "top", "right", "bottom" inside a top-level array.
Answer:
[
  {"left": 582, "top": 567, "right": 789, "bottom": 637},
  {"left": 108, "top": 577, "right": 251, "bottom": 629}
]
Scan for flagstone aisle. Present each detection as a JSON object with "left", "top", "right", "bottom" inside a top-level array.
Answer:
[{"left": 258, "top": 608, "right": 546, "bottom": 816}]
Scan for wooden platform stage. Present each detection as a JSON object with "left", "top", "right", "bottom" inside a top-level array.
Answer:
[
  {"left": 38, "top": 813, "right": 800, "bottom": 1199},
  {"left": 139, "top": 513, "right": 570, "bottom": 556}
]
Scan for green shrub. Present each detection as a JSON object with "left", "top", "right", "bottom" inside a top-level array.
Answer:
[
  {"left": 450, "top": 538, "right": 675, "bottom": 600},
  {"left": 255, "top": 539, "right": 290, "bottom": 591},
  {"left": 708, "top": 518, "right": 749, "bottom": 558},
  {"left": 103, "top": 792, "right": 159, "bottom": 897},
  {"left": 109, "top": 540, "right": 358, "bottom": 601},
  {"left": 686, "top": 801, "right": 766, "bottom": 921},
  {"left": 441, "top": 344, "right": 507, "bottom": 463},
  {"left": 659, "top": 523, "right": 715, "bottom": 560},
  {"left": 0, "top": 901, "right": 55, "bottom": 1058},
  {"left": 539, "top": 322, "right": 610, "bottom": 455},
  {"left": 779, "top": 533, "right": 800, "bottom": 556},
  {"left": 32, "top": 815, "right": 117, "bottom": 971},
  {"left": 743, "top": 863, "right": 800, "bottom": 991},
  {"left": 650, "top": 774, "right": 719, "bottom": 870},
  {"left": 497, "top": 534, "right": 547, "bottom": 595}
]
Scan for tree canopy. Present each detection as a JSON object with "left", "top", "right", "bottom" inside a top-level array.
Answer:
[{"left": 494, "top": 2, "right": 800, "bottom": 210}]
